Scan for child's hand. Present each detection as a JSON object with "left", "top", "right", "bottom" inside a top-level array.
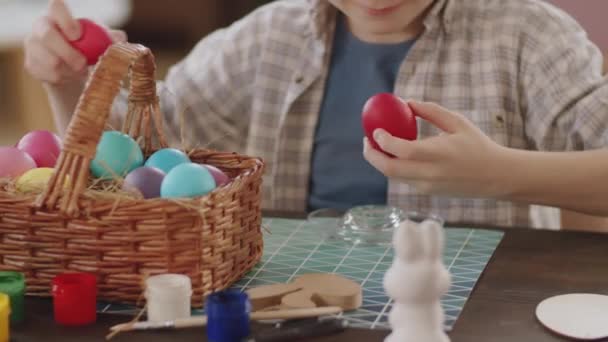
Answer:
[
  {"left": 363, "top": 101, "right": 512, "bottom": 198},
  {"left": 23, "top": 0, "right": 127, "bottom": 85}
]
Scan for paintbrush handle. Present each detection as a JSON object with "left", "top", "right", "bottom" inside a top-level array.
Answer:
[
  {"left": 251, "top": 306, "right": 342, "bottom": 321},
  {"left": 177, "top": 306, "right": 342, "bottom": 327},
  {"left": 111, "top": 306, "right": 343, "bottom": 332},
  {"left": 174, "top": 316, "right": 207, "bottom": 328}
]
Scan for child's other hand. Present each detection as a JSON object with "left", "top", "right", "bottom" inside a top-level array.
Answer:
[
  {"left": 23, "top": 0, "right": 127, "bottom": 86},
  {"left": 363, "top": 101, "right": 512, "bottom": 198}
]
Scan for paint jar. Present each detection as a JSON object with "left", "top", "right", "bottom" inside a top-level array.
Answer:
[
  {"left": 206, "top": 290, "right": 251, "bottom": 342},
  {"left": 0, "top": 293, "right": 9, "bottom": 342},
  {"left": 52, "top": 273, "right": 97, "bottom": 326},
  {"left": 145, "top": 274, "right": 192, "bottom": 322},
  {"left": 0, "top": 272, "right": 25, "bottom": 324}
]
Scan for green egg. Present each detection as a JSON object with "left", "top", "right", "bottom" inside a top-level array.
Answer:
[
  {"left": 90, "top": 131, "right": 144, "bottom": 180},
  {"left": 161, "top": 163, "right": 216, "bottom": 199}
]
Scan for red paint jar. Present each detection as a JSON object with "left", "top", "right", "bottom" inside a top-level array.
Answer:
[{"left": 52, "top": 273, "right": 97, "bottom": 326}]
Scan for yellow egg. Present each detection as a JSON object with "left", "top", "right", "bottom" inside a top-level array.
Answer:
[{"left": 16, "top": 168, "right": 69, "bottom": 193}]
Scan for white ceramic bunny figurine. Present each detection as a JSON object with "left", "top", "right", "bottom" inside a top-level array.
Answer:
[{"left": 384, "top": 218, "right": 451, "bottom": 342}]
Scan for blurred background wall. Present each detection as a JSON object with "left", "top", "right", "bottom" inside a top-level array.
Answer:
[
  {"left": 0, "top": 0, "right": 605, "bottom": 145},
  {"left": 0, "top": 0, "right": 269, "bottom": 145}
]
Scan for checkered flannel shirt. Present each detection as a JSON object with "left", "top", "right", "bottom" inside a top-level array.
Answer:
[{"left": 115, "top": 0, "right": 608, "bottom": 227}]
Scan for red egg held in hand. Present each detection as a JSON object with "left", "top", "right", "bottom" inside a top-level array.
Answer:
[
  {"left": 69, "top": 19, "right": 113, "bottom": 65},
  {"left": 362, "top": 93, "right": 418, "bottom": 157}
]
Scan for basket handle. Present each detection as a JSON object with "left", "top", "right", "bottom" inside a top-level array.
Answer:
[{"left": 36, "top": 43, "right": 168, "bottom": 216}]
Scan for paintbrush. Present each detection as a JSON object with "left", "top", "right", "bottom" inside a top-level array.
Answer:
[{"left": 109, "top": 306, "right": 343, "bottom": 333}]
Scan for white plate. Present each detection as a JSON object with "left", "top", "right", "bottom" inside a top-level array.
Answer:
[{"left": 536, "top": 294, "right": 608, "bottom": 340}]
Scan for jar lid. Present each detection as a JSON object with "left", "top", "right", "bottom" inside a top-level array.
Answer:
[
  {"left": 145, "top": 274, "right": 192, "bottom": 298},
  {"left": 52, "top": 273, "right": 97, "bottom": 297},
  {"left": 308, "top": 205, "right": 444, "bottom": 246},
  {"left": 0, "top": 272, "right": 25, "bottom": 294}
]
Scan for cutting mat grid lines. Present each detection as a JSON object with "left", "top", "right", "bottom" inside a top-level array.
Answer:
[{"left": 99, "top": 218, "right": 503, "bottom": 331}]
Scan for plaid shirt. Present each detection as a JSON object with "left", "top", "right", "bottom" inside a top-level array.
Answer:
[{"left": 117, "top": 0, "right": 608, "bottom": 227}]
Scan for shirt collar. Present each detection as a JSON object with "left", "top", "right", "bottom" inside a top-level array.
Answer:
[{"left": 308, "top": 0, "right": 454, "bottom": 40}]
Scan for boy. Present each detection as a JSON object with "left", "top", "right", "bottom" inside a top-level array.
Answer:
[{"left": 24, "top": 0, "right": 608, "bottom": 228}]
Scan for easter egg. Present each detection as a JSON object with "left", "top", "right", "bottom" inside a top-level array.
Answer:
[
  {"left": 0, "top": 147, "right": 36, "bottom": 178},
  {"left": 145, "top": 148, "right": 191, "bottom": 174},
  {"left": 123, "top": 166, "right": 166, "bottom": 199},
  {"left": 204, "top": 165, "right": 229, "bottom": 187},
  {"left": 69, "top": 19, "right": 113, "bottom": 65},
  {"left": 362, "top": 93, "right": 418, "bottom": 157},
  {"left": 90, "top": 131, "right": 144, "bottom": 180},
  {"left": 16, "top": 130, "right": 62, "bottom": 168},
  {"left": 161, "top": 163, "right": 216, "bottom": 199},
  {"left": 16, "top": 168, "right": 69, "bottom": 193}
]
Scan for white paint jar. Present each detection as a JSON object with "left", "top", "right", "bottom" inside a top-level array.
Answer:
[{"left": 145, "top": 274, "right": 192, "bottom": 322}]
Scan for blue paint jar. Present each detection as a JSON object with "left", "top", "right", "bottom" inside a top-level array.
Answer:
[{"left": 206, "top": 290, "right": 251, "bottom": 342}]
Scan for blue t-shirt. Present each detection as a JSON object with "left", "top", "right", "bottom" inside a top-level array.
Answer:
[{"left": 308, "top": 15, "right": 415, "bottom": 211}]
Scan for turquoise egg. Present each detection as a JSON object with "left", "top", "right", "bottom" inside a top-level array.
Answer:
[
  {"left": 161, "top": 163, "right": 216, "bottom": 199},
  {"left": 145, "top": 148, "right": 191, "bottom": 174},
  {"left": 90, "top": 131, "right": 144, "bottom": 179}
]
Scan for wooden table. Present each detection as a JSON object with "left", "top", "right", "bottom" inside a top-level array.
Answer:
[{"left": 12, "top": 227, "right": 608, "bottom": 341}]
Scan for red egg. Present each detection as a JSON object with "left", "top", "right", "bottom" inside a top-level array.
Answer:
[
  {"left": 204, "top": 165, "right": 229, "bottom": 187},
  {"left": 69, "top": 19, "right": 113, "bottom": 65},
  {"left": 16, "top": 130, "right": 62, "bottom": 168},
  {"left": 362, "top": 93, "right": 418, "bottom": 157}
]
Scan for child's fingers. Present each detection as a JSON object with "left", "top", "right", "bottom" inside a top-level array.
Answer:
[
  {"left": 373, "top": 129, "right": 441, "bottom": 161},
  {"left": 108, "top": 29, "right": 128, "bottom": 43},
  {"left": 409, "top": 101, "right": 469, "bottom": 134},
  {"left": 33, "top": 18, "right": 86, "bottom": 71},
  {"left": 363, "top": 138, "right": 434, "bottom": 180},
  {"left": 48, "top": 0, "right": 80, "bottom": 41}
]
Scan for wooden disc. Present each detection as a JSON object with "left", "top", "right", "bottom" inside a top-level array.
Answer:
[{"left": 283, "top": 274, "right": 362, "bottom": 310}]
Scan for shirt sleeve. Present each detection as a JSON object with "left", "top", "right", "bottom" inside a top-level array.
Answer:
[
  {"left": 519, "top": 4, "right": 608, "bottom": 151},
  {"left": 111, "top": 9, "right": 264, "bottom": 152}
]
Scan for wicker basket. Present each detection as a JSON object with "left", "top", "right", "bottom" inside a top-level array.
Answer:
[{"left": 0, "top": 43, "right": 264, "bottom": 307}]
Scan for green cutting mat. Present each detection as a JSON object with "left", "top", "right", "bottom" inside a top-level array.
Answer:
[{"left": 100, "top": 218, "right": 503, "bottom": 331}]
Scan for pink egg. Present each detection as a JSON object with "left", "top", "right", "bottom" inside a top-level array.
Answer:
[
  {"left": 17, "top": 130, "right": 62, "bottom": 168},
  {"left": 204, "top": 165, "right": 229, "bottom": 187},
  {"left": 0, "top": 147, "right": 36, "bottom": 178}
]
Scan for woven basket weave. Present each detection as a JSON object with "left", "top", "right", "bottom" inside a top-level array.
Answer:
[{"left": 0, "top": 43, "right": 264, "bottom": 307}]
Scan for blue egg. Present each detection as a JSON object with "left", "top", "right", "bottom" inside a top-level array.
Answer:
[
  {"left": 90, "top": 131, "right": 143, "bottom": 179},
  {"left": 161, "top": 163, "right": 216, "bottom": 199},
  {"left": 145, "top": 148, "right": 191, "bottom": 174}
]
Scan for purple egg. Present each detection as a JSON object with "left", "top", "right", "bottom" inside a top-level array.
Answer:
[
  {"left": 204, "top": 165, "right": 229, "bottom": 187},
  {"left": 123, "top": 166, "right": 166, "bottom": 199}
]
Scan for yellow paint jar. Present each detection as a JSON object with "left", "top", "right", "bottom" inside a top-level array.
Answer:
[{"left": 0, "top": 293, "right": 9, "bottom": 342}]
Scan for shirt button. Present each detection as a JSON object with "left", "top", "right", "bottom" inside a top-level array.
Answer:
[
  {"left": 495, "top": 115, "right": 505, "bottom": 127},
  {"left": 294, "top": 75, "right": 304, "bottom": 84}
]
